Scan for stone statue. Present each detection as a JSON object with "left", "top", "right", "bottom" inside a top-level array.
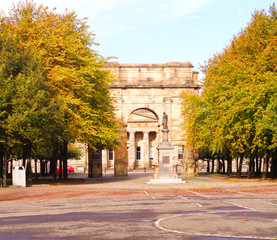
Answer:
[{"left": 162, "top": 112, "right": 168, "bottom": 129}]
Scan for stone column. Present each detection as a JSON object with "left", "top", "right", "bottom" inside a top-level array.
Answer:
[
  {"left": 153, "top": 131, "right": 159, "bottom": 164},
  {"left": 88, "top": 148, "right": 102, "bottom": 178},
  {"left": 114, "top": 124, "right": 128, "bottom": 177},
  {"left": 182, "top": 145, "right": 198, "bottom": 177},
  {"left": 128, "top": 131, "right": 136, "bottom": 171},
  {"left": 101, "top": 149, "right": 108, "bottom": 172},
  {"left": 142, "top": 131, "right": 150, "bottom": 168}
]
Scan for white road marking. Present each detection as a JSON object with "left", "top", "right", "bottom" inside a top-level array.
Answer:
[
  {"left": 143, "top": 190, "right": 156, "bottom": 199},
  {"left": 178, "top": 196, "right": 188, "bottom": 201},
  {"left": 186, "top": 190, "right": 211, "bottom": 198},
  {"left": 155, "top": 213, "right": 276, "bottom": 239},
  {"left": 254, "top": 198, "right": 277, "bottom": 207},
  {"left": 178, "top": 196, "right": 202, "bottom": 207},
  {"left": 223, "top": 200, "right": 257, "bottom": 211}
]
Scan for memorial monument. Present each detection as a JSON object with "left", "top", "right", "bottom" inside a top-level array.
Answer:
[{"left": 149, "top": 112, "right": 185, "bottom": 183}]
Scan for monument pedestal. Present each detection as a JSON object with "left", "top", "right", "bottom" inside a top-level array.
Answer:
[
  {"left": 148, "top": 128, "right": 185, "bottom": 184},
  {"left": 153, "top": 164, "right": 159, "bottom": 179}
]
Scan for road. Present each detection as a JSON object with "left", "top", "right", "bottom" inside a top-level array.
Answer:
[{"left": 0, "top": 173, "right": 276, "bottom": 240}]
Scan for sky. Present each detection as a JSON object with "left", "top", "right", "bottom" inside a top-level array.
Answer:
[{"left": 1, "top": 0, "right": 275, "bottom": 78}]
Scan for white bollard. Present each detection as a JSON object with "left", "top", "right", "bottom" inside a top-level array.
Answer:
[{"left": 12, "top": 166, "right": 26, "bottom": 187}]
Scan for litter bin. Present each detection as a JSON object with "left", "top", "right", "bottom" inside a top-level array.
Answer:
[{"left": 12, "top": 166, "right": 26, "bottom": 187}]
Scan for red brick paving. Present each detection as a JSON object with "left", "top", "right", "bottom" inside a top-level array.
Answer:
[{"left": 0, "top": 184, "right": 276, "bottom": 203}]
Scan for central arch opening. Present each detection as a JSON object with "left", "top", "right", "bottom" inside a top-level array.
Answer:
[{"left": 127, "top": 108, "right": 159, "bottom": 170}]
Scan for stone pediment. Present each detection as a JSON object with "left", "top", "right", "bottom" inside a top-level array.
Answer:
[{"left": 127, "top": 109, "right": 158, "bottom": 123}]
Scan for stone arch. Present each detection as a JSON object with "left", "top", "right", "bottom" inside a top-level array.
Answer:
[{"left": 127, "top": 108, "right": 158, "bottom": 123}]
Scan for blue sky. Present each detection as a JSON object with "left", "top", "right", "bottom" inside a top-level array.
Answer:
[{"left": 1, "top": 0, "right": 275, "bottom": 78}]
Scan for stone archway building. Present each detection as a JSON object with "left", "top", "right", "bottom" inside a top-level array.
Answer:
[{"left": 101, "top": 62, "right": 201, "bottom": 174}]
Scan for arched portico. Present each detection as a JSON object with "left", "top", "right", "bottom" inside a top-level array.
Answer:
[{"left": 127, "top": 108, "right": 160, "bottom": 170}]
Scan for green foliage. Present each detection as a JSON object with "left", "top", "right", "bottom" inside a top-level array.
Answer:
[
  {"left": 182, "top": 4, "right": 277, "bottom": 169},
  {"left": 0, "top": 0, "right": 119, "bottom": 179},
  {"left": 67, "top": 144, "right": 83, "bottom": 160}
]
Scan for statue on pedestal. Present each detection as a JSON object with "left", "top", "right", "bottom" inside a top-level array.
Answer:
[{"left": 162, "top": 112, "right": 168, "bottom": 130}]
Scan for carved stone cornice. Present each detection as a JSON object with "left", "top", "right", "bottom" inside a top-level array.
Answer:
[
  {"left": 109, "top": 83, "right": 201, "bottom": 89},
  {"left": 105, "top": 62, "right": 194, "bottom": 68}
]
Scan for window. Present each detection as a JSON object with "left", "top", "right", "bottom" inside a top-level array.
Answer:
[
  {"left": 108, "top": 150, "right": 114, "bottom": 161},
  {"left": 178, "top": 146, "right": 184, "bottom": 160},
  {"left": 77, "top": 166, "right": 83, "bottom": 171},
  {"left": 150, "top": 146, "right": 154, "bottom": 160},
  {"left": 136, "top": 147, "right": 141, "bottom": 160}
]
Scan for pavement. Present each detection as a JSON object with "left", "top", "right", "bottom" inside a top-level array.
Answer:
[
  {"left": 0, "top": 172, "right": 276, "bottom": 240},
  {"left": 77, "top": 171, "right": 277, "bottom": 189},
  {"left": 1, "top": 171, "right": 277, "bottom": 202}
]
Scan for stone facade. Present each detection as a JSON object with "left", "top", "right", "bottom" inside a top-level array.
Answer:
[
  {"left": 102, "top": 62, "right": 201, "bottom": 174},
  {"left": 66, "top": 142, "right": 88, "bottom": 173}
]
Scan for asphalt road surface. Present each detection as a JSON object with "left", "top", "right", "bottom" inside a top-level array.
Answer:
[{"left": 0, "top": 173, "right": 276, "bottom": 240}]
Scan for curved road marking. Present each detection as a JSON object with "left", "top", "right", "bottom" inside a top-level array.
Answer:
[{"left": 155, "top": 213, "right": 276, "bottom": 240}]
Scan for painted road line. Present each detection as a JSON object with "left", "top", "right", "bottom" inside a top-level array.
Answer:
[
  {"left": 254, "top": 199, "right": 277, "bottom": 207},
  {"left": 223, "top": 200, "right": 257, "bottom": 211},
  {"left": 178, "top": 196, "right": 188, "bottom": 201},
  {"left": 178, "top": 196, "right": 202, "bottom": 207},
  {"left": 155, "top": 213, "right": 276, "bottom": 239},
  {"left": 186, "top": 190, "right": 211, "bottom": 198},
  {"left": 144, "top": 190, "right": 156, "bottom": 199}
]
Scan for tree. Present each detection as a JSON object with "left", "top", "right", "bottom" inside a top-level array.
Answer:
[
  {"left": 182, "top": 4, "right": 277, "bottom": 178},
  {"left": 0, "top": 0, "right": 119, "bottom": 183}
]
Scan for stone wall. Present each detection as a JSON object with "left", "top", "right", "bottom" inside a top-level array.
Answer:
[{"left": 103, "top": 62, "right": 201, "bottom": 175}]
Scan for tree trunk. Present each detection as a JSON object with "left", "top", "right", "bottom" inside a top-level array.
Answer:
[
  {"left": 211, "top": 159, "right": 215, "bottom": 173},
  {"left": 217, "top": 159, "right": 220, "bottom": 173},
  {"left": 58, "top": 142, "right": 62, "bottom": 180},
  {"left": 258, "top": 157, "right": 263, "bottom": 176},
  {"left": 207, "top": 160, "right": 210, "bottom": 173},
  {"left": 41, "top": 160, "right": 45, "bottom": 177},
  {"left": 271, "top": 151, "right": 277, "bottom": 178},
  {"left": 247, "top": 156, "right": 255, "bottom": 179},
  {"left": 237, "top": 156, "right": 243, "bottom": 178},
  {"left": 262, "top": 153, "right": 269, "bottom": 179},
  {"left": 222, "top": 159, "right": 226, "bottom": 174},
  {"left": 22, "top": 145, "right": 27, "bottom": 169},
  {"left": 25, "top": 144, "right": 32, "bottom": 187},
  {"left": 0, "top": 143, "right": 3, "bottom": 181},
  {"left": 59, "top": 159, "right": 63, "bottom": 180},
  {"left": 62, "top": 140, "right": 68, "bottom": 180},
  {"left": 26, "top": 158, "right": 32, "bottom": 187},
  {"left": 52, "top": 144, "right": 58, "bottom": 182},
  {"left": 10, "top": 157, "right": 13, "bottom": 179},
  {"left": 33, "top": 143, "right": 38, "bottom": 180},
  {"left": 2, "top": 146, "right": 7, "bottom": 187},
  {"left": 255, "top": 156, "right": 259, "bottom": 175},
  {"left": 227, "top": 155, "right": 232, "bottom": 176},
  {"left": 34, "top": 157, "right": 38, "bottom": 180}
]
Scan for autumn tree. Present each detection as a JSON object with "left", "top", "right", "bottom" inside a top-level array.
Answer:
[
  {"left": 0, "top": 0, "right": 119, "bottom": 183},
  {"left": 182, "top": 4, "right": 277, "bottom": 178}
]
